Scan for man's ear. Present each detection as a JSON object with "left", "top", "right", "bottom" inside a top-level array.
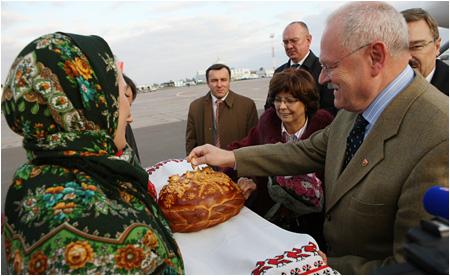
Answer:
[
  {"left": 435, "top": 37, "right": 442, "bottom": 57},
  {"left": 369, "top": 41, "right": 387, "bottom": 77}
]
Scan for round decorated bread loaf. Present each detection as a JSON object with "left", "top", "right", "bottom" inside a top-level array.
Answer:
[{"left": 158, "top": 167, "right": 245, "bottom": 232}]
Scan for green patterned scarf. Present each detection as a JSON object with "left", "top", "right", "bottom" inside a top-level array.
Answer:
[{"left": 2, "top": 32, "right": 184, "bottom": 274}]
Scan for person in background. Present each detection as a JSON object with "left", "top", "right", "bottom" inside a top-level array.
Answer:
[
  {"left": 188, "top": 2, "right": 448, "bottom": 274},
  {"left": 221, "top": 68, "right": 334, "bottom": 250},
  {"left": 123, "top": 74, "right": 141, "bottom": 161},
  {"left": 185, "top": 63, "right": 258, "bottom": 155},
  {"left": 264, "top": 21, "right": 338, "bottom": 116},
  {"left": 401, "top": 8, "right": 449, "bottom": 95},
  {"left": 1, "top": 32, "right": 184, "bottom": 274}
]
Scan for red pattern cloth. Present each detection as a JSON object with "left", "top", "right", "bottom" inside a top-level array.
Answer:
[{"left": 147, "top": 180, "right": 157, "bottom": 200}]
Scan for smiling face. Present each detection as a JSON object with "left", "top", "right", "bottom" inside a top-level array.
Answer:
[
  {"left": 113, "top": 66, "right": 133, "bottom": 151},
  {"left": 318, "top": 18, "right": 372, "bottom": 114},
  {"left": 274, "top": 91, "right": 307, "bottom": 133}
]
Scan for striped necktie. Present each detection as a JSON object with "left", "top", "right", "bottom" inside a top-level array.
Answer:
[{"left": 215, "top": 99, "right": 223, "bottom": 147}]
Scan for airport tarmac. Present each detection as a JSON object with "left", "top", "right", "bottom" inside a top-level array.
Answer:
[{"left": 1, "top": 77, "right": 270, "bottom": 208}]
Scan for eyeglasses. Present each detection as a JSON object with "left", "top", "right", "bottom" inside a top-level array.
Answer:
[
  {"left": 281, "top": 35, "right": 308, "bottom": 47},
  {"left": 409, "top": 39, "right": 436, "bottom": 53},
  {"left": 320, "top": 43, "right": 372, "bottom": 77},
  {"left": 271, "top": 97, "right": 299, "bottom": 106}
]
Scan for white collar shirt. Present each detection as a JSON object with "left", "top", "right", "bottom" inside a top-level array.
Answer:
[
  {"left": 425, "top": 65, "right": 436, "bottom": 83},
  {"left": 211, "top": 93, "right": 229, "bottom": 120},
  {"left": 281, "top": 117, "right": 308, "bottom": 142},
  {"left": 290, "top": 50, "right": 310, "bottom": 67},
  {"left": 211, "top": 93, "right": 229, "bottom": 129}
]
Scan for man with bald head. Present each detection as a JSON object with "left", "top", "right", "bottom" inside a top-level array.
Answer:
[
  {"left": 189, "top": 2, "right": 448, "bottom": 274},
  {"left": 264, "top": 21, "right": 337, "bottom": 116}
]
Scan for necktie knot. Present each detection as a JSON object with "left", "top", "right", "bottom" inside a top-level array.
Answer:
[{"left": 354, "top": 114, "right": 369, "bottom": 130}]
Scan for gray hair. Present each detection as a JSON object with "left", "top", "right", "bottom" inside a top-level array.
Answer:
[{"left": 326, "top": 1, "right": 409, "bottom": 59}]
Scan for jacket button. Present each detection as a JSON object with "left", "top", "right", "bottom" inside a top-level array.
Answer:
[{"left": 326, "top": 214, "right": 331, "bottom": 221}]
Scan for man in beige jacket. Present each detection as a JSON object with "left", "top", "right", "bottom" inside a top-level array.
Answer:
[{"left": 188, "top": 2, "right": 449, "bottom": 274}]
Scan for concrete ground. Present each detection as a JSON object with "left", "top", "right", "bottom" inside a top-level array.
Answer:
[{"left": 1, "top": 78, "right": 270, "bottom": 273}]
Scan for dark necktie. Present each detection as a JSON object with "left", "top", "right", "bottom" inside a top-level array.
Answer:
[
  {"left": 215, "top": 99, "right": 222, "bottom": 147},
  {"left": 291, "top": 64, "right": 300, "bottom": 69},
  {"left": 343, "top": 114, "right": 369, "bottom": 169}
]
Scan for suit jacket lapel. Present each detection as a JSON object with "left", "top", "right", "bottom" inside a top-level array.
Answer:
[
  {"left": 431, "top": 60, "right": 449, "bottom": 95},
  {"left": 326, "top": 75, "right": 427, "bottom": 212},
  {"left": 223, "top": 90, "right": 235, "bottom": 109},
  {"left": 203, "top": 92, "right": 214, "bottom": 145},
  {"left": 325, "top": 113, "right": 354, "bottom": 198},
  {"left": 206, "top": 90, "right": 236, "bottom": 145},
  {"left": 301, "top": 51, "right": 316, "bottom": 71}
]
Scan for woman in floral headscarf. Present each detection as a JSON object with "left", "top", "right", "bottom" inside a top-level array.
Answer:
[{"left": 2, "top": 32, "right": 184, "bottom": 274}]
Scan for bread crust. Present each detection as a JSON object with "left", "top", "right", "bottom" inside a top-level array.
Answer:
[{"left": 158, "top": 167, "right": 245, "bottom": 232}]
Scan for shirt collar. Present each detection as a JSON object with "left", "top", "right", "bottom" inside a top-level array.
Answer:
[
  {"left": 290, "top": 50, "right": 310, "bottom": 67},
  {"left": 281, "top": 117, "right": 308, "bottom": 141},
  {"left": 363, "top": 65, "right": 415, "bottom": 128},
  {"left": 211, "top": 92, "right": 229, "bottom": 103},
  {"left": 425, "top": 65, "right": 436, "bottom": 83}
]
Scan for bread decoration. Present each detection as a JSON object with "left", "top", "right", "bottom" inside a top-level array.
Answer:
[
  {"left": 190, "top": 156, "right": 197, "bottom": 170},
  {"left": 158, "top": 167, "right": 245, "bottom": 232}
]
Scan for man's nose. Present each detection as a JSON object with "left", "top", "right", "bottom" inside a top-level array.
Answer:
[{"left": 318, "top": 68, "right": 331, "bottom": 85}]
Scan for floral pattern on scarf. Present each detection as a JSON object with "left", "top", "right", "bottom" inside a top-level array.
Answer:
[{"left": 2, "top": 32, "right": 184, "bottom": 275}]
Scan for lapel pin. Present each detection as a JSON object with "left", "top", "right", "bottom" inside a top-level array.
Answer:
[{"left": 362, "top": 159, "right": 369, "bottom": 166}]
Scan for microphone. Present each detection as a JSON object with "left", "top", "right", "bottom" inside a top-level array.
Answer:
[{"left": 423, "top": 186, "right": 449, "bottom": 220}]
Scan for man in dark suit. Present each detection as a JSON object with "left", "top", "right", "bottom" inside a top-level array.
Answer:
[
  {"left": 401, "top": 8, "right": 449, "bottom": 95},
  {"left": 185, "top": 64, "right": 258, "bottom": 155},
  {"left": 188, "top": 2, "right": 448, "bottom": 274},
  {"left": 264, "top": 22, "right": 338, "bottom": 116}
]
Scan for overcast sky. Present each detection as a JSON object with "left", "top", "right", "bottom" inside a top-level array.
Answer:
[{"left": 1, "top": 1, "right": 449, "bottom": 85}]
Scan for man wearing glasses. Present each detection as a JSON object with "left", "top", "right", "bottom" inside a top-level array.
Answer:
[
  {"left": 188, "top": 2, "right": 448, "bottom": 274},
  {"left": 264, "top": 21, "right": 338, "bottom": 116},
  {"left": 401, "top": 8, "right": 448, "bottom": 95}
]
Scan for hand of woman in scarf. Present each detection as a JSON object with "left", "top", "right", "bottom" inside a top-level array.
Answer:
[{"left": 237, "top": 177, "right": 256, "bottom": 199}]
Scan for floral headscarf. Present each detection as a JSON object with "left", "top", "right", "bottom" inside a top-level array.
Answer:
[
  {"left": 2, "top": 32, "right": 121, "bottom": 160},
  {"left": 2, "top": 33, "right": 183, "bottom": 274}
]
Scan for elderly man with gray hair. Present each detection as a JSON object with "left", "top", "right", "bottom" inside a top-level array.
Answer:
[{"left": 188, "top": 2, "right": 448, "bottom": 274}]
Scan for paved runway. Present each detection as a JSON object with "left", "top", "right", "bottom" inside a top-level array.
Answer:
[{"left": 1, "top": 77, "right": 270, "bottom": 208}]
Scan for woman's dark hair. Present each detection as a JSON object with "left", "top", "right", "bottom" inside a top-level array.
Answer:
[
  {"left": 269, "top": 68, "right": 320, "bottom": 118},
  {"left": 123, "top": 74, "right": 137, "bottom": 101}
]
